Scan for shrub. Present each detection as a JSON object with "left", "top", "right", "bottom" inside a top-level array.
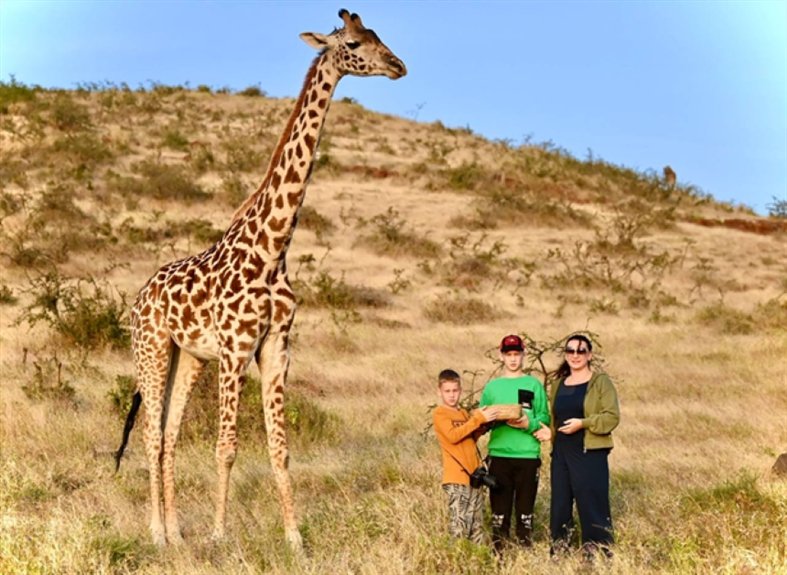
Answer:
[
  {"left": 0, "top": 76, "right": 39, "bottom": 113},
  {"left": 695, "top": 303, "right": 754, "bottom": 335},
  {"left": 21, "top": 354, "right": 76, "bottom": 403},
  {"left": 0, "top": 283, "right": 17, "bottom": 305},
  {"left": 17, "top": 272, "right": 130, "bottom": 350},
  {"left": 423, "top": 294, "right": 500, "bottom": 324},
  {"left": 297, "top": 270, "right": 388, "bottom": 311},
  {"left": 175, "top": 363, "right": 340, "bottom": 450},
  {"left": 108, "top": 375, "right": 137, "bottom": 416},
  {"left": 766, "top": 196, "right": 787, "bottom": 219},
  {"left": 238, "top": 85, "right": 266, "bottom": 97},
  {"left": 50, "top": 93, "right": 92, "bottom": 132},
  {"left": 298, "top": 205, "right": 335, "bottom": 239},
  {"left": 114, "top": 160, "right": 210, "bottom": 202},
  {"left": 161, "top": 129, "right": 189, "bottom": 151},
  {"left": 357, "top": 207, "right": 441, "bottom": 259}
]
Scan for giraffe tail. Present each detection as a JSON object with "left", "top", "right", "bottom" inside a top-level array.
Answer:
[{"left": 114, "top": 390, "right": 143, "bottom": 472}]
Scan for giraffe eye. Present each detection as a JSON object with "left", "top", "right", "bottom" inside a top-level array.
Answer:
[{"left": 345, "top": 41, "right": 361, "bottom": 50}]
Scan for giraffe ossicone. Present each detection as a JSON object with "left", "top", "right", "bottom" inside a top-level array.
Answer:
[{"left": 114, "top": 9, "right": 406, "bottom": 552}]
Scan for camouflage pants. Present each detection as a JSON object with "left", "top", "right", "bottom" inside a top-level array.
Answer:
[{"left": 443, "top": 483, "right": 486, "bottom": 544}]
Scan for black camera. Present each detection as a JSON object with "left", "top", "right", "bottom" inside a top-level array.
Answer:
[{"left": 469, "top": 466, "right": 498, "bottom": 490}]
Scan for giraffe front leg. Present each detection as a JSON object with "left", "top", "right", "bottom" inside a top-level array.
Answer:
[
  {"left": 258, "top": 331, "right": 303, "bottom": 553},
  {"left": 162, "top": 350, "right": 203, "bottom": 545},
  {"left": 212, "top": 353, "right": 245, "bottom": 541}
]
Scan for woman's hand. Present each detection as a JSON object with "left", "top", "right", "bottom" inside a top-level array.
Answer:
[
  {"left": 533, "top": 422, "right": 552, "bottom": 442},
  {"left": 558, "top": 418, "right": 583, "bottom": 435}
]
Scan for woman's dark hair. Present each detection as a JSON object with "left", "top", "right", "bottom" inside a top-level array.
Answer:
[{"left": 554, "top": 334, "right": 593, "bottom": 381}]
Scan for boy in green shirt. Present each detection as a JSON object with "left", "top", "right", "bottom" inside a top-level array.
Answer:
[{"left": 480, "top": 334, "right": 550, "bottom": 551}]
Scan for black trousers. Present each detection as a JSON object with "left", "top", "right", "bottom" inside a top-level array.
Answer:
[
  {"left": 550, "top": 444, "right": 613, "bottom": 547},
  {"left": 488, "top": 456, "right": 541, "bottom": 547}
]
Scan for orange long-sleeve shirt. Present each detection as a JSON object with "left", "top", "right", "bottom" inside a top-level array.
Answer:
[{"left": 433, "top": 405, "right": 486, "bottom": 485}]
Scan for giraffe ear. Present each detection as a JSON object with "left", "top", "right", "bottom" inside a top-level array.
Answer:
[{"left": 300, "top": 32, "right": 330, "bottom": 50}]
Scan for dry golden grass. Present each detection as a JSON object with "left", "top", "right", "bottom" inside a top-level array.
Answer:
[{"left": 1, "top": 83, "right": 786, "bottom": 574}]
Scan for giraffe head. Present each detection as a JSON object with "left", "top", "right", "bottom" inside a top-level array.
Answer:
[{"left": 300, "top": 9, "right": 407, "bottom": 80}]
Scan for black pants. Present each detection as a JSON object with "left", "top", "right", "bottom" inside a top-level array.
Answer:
[
  {"left": 550, "top": 445, "right": 613, "bottom": 548},
  {"left": 488, "top": 456, "right": 541, "bottom": 547}
]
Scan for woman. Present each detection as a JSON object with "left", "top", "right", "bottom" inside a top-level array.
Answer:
[{"left": 535, "top": 334, "right": 620, "bottom": 557}]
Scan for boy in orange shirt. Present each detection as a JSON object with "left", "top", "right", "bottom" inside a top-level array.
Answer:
[{"left": 433, "top": 369, "right": 500, "bottom": 543}]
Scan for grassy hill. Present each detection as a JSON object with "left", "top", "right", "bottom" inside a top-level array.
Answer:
[{"left": 1, "top": 80, "right": 785, "bottom": 574}]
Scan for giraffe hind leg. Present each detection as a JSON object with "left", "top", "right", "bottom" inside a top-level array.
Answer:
[
  {"left": 161, "top": 349, "right": 204, "bottom": 544},
  {"left": 137, "top": 339, "right": 175, "bottom": 546}
]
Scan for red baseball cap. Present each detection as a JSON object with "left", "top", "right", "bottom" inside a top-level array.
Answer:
[{"left": 500, "top": 334, "right": 524, "bottom": 353}]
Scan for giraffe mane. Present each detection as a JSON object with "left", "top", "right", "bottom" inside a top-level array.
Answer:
[{"left": 230, "top": 54, "right": 322, "bottom": 224}]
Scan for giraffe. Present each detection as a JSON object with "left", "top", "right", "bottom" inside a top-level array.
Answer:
[
  {"left": 114, "top": 9, "right": 406, "bottom": 551},
  {"left": 663, "top": 165, "right": 677, "bottom": 189}
]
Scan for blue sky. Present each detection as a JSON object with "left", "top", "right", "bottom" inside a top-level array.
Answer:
[{"left": 1, "top": 0, "right": 785, "bottom": 215}]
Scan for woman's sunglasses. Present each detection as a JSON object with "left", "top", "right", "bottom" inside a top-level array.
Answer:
[{"left": 564, "top": 348, "right": 589, "bottom": 355}]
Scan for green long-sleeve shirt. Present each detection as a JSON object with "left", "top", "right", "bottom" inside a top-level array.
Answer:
[{"left": 480, "top": 374, "right": 550, "bottom": 459}]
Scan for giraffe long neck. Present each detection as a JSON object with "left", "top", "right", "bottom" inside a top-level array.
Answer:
[{"left": 230, "top": 53, "right": 340, "bottom": 261}]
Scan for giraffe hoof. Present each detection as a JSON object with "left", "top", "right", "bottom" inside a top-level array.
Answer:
[
  {"left": 210, "top": 528, "right": 226, "bottom": 542},
  {"left": 150, "top": 528, "right": 167, "bottom": 547},
  {"left": 286, "top": 528, "right": 304, "bottom": 554}
]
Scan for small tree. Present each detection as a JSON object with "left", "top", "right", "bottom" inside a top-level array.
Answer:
[{"left": 766, "top": 196, "right": 787, "bottom": 219}]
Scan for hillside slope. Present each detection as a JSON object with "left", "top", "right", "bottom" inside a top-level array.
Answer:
[{"left": 1, "top": 83, "right": 785, "bottom": 574}]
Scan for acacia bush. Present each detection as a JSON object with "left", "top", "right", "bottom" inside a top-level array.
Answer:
[
  {"left": 17, "top": 272, "right": 130, "bottom": 350},
  {"left": 356, "top": 206, "right": 441, "bottom": 259},
  {"left": 422, "top": 294, "right": 500, "bottom": 324}
]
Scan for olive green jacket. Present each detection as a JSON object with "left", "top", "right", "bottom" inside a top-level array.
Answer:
[{"left": 549, "top": 371, "right": 620, "bottom": 451}]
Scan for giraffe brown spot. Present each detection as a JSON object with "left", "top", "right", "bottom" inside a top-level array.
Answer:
[
  {"left": 308, "top": 109, "right": 318, "bottom": 119},
  {"left": 295, "top": 143, "right": 303, "bottom": 159},
  {"left": 248, "top": 252, "right": 263, "bottom": 269},
  {"left": 189, "top": 328, "right": 202, "bottom": 340},
  {"left": 321, "top": 82, "right": 331, "bottom": 92},
  {"left": 271, "top": 172, "right": 281, "bottom": 190},
  {"left": 272, "top": 235, "right": 287, "bottom": 252},
  {"left": 303, "top": 134, "right": 315, "bottom": 153},
  {"left": 287, "top": 192, "right": 300, "bottom": 207},
  {"left": 229, "top": 275, "right": 242, "bottom": 294},
  {"left": 269, "top": 216, "right": 286, "bottom": 232},
  {"left": 140, "top": 303, "right": 152, "bottom": 317},
  {"left": 242, "top": 266, "right": 256, "bottom": 283},
  {"left": 284, "top": 165, "right": 301, "bottom": 184},
  {"left": 273, "top": 300, "right": 290, "bottom": 323},
  {"left": 317, "top": 98, "right": 327, "bottom": 109},
  {"left": 192, "top": 289, "right": 208, "bottom": 307},
  {"left": 227, "top": 297, "right": 241, "bottom": 314},
  {"left": 238, "top": 318, "right": 257, "bottom": 337},
  {"left": 182, "top": 306, "right": 197, "bottom": 329},
  {"left": 310, "top": 90, "right": 318, "bottom": 103},
  {"left": 261, "top": 195, "right": 272, "bottom": 218}
]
